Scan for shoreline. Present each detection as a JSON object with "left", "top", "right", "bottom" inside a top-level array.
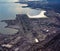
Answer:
[
  {"left": 27, "top": 10, "right": 48, "bottom": 18},
  {"left": 0, "top": 10, "right": 60, "bottom": 51}
]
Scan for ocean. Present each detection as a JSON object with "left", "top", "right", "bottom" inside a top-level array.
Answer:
[{"left": 0, "top": 3, "right": 41, "bottom": 34}]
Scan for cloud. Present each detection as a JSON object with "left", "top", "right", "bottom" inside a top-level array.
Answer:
[
  {"left": 19, "top": 0, "right": 47, "bottom": 2},
  {"left": 0, "top": 0, "right": 18, "bottom": 2}
]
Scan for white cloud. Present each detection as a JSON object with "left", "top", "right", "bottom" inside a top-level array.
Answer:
[
  {"left": 0, "top": 0, "right": 18, "bottom": 2},
  {"left": 19, "top": 0, "right": 47, "bottom": 2}
]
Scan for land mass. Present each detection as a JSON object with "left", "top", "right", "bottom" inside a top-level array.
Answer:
[{"left": 0, "top": 10, "right": 60, "bottom": 51}]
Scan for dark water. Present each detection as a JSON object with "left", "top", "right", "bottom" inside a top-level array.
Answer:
[{"left": 0, "top": 3, "right": 41, "bottom": 34}]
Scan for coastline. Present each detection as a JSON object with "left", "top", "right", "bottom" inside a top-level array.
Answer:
[
  {"left": 0, "top": 10, "right": 60, "bottom": 51},
  {"left": 27, "top": 10, "right": 48, "bottom": 18}
]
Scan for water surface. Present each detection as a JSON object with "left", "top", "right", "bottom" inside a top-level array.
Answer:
[{"left": 0, "top": 3, "right": 41, "bottom": 34}]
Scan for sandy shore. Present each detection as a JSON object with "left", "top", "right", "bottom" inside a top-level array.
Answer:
[{"left": 27, "top": 10, "right": 48, "bottom": 18}]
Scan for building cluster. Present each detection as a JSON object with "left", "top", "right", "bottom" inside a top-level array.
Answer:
[{"left": 0, "top": 10, "right": 60, "bottom": 51}]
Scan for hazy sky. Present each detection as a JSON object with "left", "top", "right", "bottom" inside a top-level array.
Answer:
[
  {"left": 0, "top": 0, "right": 47, "bottom": 2},
  {"left": 0, "top": 0, "right": 18, "bottom": 2}
]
